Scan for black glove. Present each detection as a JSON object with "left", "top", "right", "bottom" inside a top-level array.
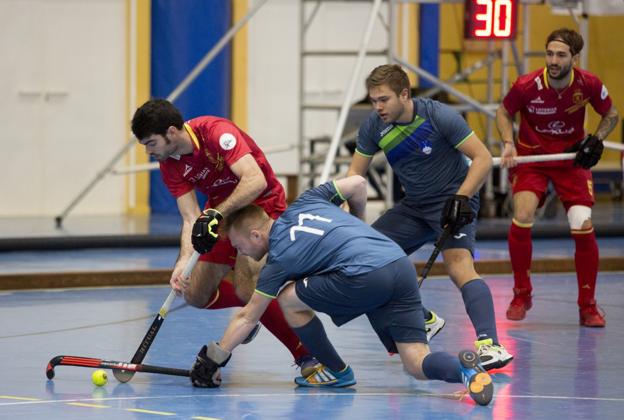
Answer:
[
  {"left": 440, "top": 194, "right": 475, "bottom": 234},
  {"left": 191, "top": 209, "right": 223, "bottom": 254},
  {"left": 190, "top": 342, "right": 232, "bottom": 388},
  {"left": 571, "top": 134, "right": 604, "bottom": 169}
]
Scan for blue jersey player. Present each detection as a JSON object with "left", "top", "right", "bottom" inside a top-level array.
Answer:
[
  {"left": 347, "top": 64, "right": 512, "bottom": 370},
  {"left": 188, "top": 176, "right": 494, "bottom": 406}
]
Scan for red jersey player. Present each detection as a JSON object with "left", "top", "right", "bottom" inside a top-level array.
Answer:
[
  {"left": 496, "top": 28, "right": 619, "bottom": 327},
  {"left": 131, "top": 99, "right": 315, "bottom": 375}
]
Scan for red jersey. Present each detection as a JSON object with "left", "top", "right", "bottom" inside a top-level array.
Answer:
[
  {"left": 503, "top": 67, "right": 612, "bottom": 156},
  {"left": 159, "top": 116, "right": 286, "bottom": 217}
]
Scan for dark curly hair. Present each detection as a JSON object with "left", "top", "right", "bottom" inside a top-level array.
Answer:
[{"left": 131, "top": 99, "right": 184, "bottom": 140}]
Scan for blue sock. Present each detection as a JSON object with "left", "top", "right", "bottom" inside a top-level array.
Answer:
[
  {"left": 461, "top": 279, "right": 499, "bottom": 344},
  {"left": 422, "top": 352, "right": 461, "bottom": 383},
  {"left": 292, "top": 315, "right": 346, "bottom": 372}
]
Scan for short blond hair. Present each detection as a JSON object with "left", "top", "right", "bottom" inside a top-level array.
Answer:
[{"left": 223, "top": 204, "right": 270, "bottom": 235}]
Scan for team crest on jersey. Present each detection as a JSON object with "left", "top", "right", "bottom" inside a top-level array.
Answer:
[
  {"left": 219, "top": 133, "right": 237, "bottom": 150},
  {"left": 572, "top": 90, "right": 583, "bottom": 104},
  {"left": 418, "top": 139, "right": 432, "bottom": 155},
  {"left": 205, "top": 151, "right": 225, "bottom": 171}
]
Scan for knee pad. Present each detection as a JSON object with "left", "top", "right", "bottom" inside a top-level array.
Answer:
[{"left": 567, "top": 205, "right": 592, "bottom": 230}]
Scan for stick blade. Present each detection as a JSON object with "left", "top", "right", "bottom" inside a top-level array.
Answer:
[{"left": 112, "top": 369, "right": 134, "bottom": 383}]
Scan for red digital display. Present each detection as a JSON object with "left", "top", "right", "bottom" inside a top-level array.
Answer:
[{"left": 464, "top": 0, "right": 518, "bottom": 40}]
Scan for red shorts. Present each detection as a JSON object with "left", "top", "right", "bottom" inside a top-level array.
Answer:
[
  {"left": 199, "top": 198, "right": 287, "bottom": 267},
  {"left": 509, "top": 163, "right": 595, "bottom": 210}
]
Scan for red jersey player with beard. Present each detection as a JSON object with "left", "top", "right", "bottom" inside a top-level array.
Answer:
[
  {"left": 496, "top": 28, "right": 619, "bottom": 327},
  {"left": 131, "top": 99, "right": 316, "bottom": 376}
]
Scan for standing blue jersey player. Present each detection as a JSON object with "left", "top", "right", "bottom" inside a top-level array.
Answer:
[
  {"left": 347, "top": 64, "right": 512, "bottom": 370},
  {"left": 188, "top": 176, "right": 494, "bottom": 406}
]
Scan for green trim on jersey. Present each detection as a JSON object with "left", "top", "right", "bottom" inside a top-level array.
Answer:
[
  {"left": 454, "top": 131, "right": 474, "bottom": 149},
  {"left": 355, "top": 149, "right": 374, "bottom": 158},
  {"left": 378, "top": 115, "right": 426, "bottom": 154},
  {"left": 254, "top": 289, "right": 276, "bottom": 299},
  {"left": 331, "top": 180, "right": 347, "bottom": 202}
]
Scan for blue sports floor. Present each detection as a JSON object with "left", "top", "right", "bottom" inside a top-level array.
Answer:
[{"left": 1, "top": 266, "right": 623, "bottom": 419}]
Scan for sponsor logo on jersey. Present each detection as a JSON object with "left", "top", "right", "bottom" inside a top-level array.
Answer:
[
  {"left": 219, "top": 133, "right": 237, "bottom": 150},
  {"left": 303, "top": 278, "right": 308, "bottom": 288},
  {"left": 379, "top": 125, "right": 393, "bottom": 137},
  {"left": 212, "top": 176, "right": 238, "bottom": 188},
  {"left": 535, "top": 120, "right": 574, "bottom": 136},
  {"left": 530, "top": 96, "right": 545, "bottom": 104},
  {"left": 526, "top": 105, "right": 557, "bottom": 115},
  {"left": 189, "top": 167, "right": 210, "bottom": 183},
  {"left": 183, "top": 164, "right": 193, "bottom": 177}
]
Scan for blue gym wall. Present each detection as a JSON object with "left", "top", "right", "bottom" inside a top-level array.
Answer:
[
  {"left": 150, "top": 0, "right": 232, "bottom": 214},
  {"left": 419, "top": 4, "right": 440, "bottom": 88}
]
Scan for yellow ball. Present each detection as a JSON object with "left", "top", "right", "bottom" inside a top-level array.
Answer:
[{"left": 92, "top": 369, "right": 108, "bottom": 386}]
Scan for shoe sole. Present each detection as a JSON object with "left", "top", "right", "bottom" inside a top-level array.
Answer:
[
  {"left": 460, "top": 350, "right": 493, "bottom": 406},
  {"left": 294, "top": 377, "right": 356, "bottom": 388}
]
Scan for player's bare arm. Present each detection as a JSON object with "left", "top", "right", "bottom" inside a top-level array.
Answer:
[
  {"left": 347, "top": 152, "right": 373, "bottom": 177},
  {"left": 219, "top": 292, "right": 272, "bottom": 352},
  {"left": 456, "top": 133, "right": 493, "bottom": 197},
  {"left": 595, "top": 105, "right": 619, "bottom": 140},
  {"left": 495, "top": 105, "right": 518, "bottom": 168},
  {"left": 171, "top": 191, "right": 202, "bottom": 292},
  {"left": 215, "top": 154, "right": 268, "bottom": 217},
  {"left": 334, "top": 175, "right": 368, "bottom": 220}
]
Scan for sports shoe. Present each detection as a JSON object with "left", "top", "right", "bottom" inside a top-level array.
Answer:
[
  {"left": 579, "top": 302, "right": 606, "bottom": 327},
  {"left": 458, "top": 350, "right": 493, "bottom": 406},
  {"left": 294, "top": 364, "right": 356, "bottom": 388},
  {"left": 506, "top": 288, "right": 532, "bottom": 321},
  {"left": 295, "top": 355, "right": 321, "bottom": 377},
  {"left": 475, "top": 338, "right": 513, "bottom": 370},
  {"left": 241, "top": 323, "right": 261, "bottom": 344},
  {"left": 425, "top": 311, "right": 446, "bottom": 342}
]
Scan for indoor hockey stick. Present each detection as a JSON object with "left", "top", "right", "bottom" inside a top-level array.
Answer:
[
  {"left": 418, "top": 225, "right": 453, "bottom": 287},
  {"left": 112, "top": 251, "right": 200, "bottom": 383},
  {"left": 46, "top": 355, "right": 189, "bottom": 380}
]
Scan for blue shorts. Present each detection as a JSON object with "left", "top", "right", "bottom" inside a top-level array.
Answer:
[
  {"left": 294, "top": 256, "right": 426, "bottom": 353},
  {"left": 372, "top": 199, "right": 477, "bottom": 255}
]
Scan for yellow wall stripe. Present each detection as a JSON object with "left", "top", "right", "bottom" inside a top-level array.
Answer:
[
  {"left": 127, "top": 0, "right": 151, "bottom": 215},
  {"left": 232, "top": 0, "right": 248, "bottom": 130}
]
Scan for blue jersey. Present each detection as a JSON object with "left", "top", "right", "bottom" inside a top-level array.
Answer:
[
  {"left": 356, "top": 98, "right": 476, "bottom": 207},
  {"left": 255, "top": 181, "right": 406, "bottom": 298}
]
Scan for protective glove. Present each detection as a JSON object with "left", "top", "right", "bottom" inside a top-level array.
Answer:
[
  {"left": 570, "top": 134, "right": 604, "bottom": 169},
  {"left": 190, "top": 341, "right": 232, "bottom": 388},
  {"left": 191, "top": 209, "right": 223, "bottom": 254},
  {"left": 440, "top": 194, "right": 474, "bottom": 234}
]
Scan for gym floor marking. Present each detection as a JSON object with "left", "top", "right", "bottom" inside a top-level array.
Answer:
[
  {"left": 0, "top": 396, "right": 40, "bottom": 401},
  {"left": 126, "top": 408, "right": 176, "bottom": 415},
  {"left": 66, "top": 402, "right": 109, "bottom": 409}
]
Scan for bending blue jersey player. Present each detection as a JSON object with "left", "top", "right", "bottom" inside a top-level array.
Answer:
[
  {"left": 189, "top": 176, "right": 494, "bottom": 406},
  {"left": 348, "top": 64, "right": 512, "bottom": 370}
]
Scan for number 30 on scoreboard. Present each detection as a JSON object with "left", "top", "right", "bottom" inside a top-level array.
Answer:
[{"left": 464, "top": 0, "right": 518, "bottom": 40}]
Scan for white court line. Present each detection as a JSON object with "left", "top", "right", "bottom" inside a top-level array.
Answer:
[{"left": 1, "top": 392, "right": 623, "bottom": 406}]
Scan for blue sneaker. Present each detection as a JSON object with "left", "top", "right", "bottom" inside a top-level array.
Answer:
[
  {"left": 458, "top": 350, "right": 494, "bottom": 406},
  {"left": 294, "top": 364, "right": 356, "bottom": 388}
]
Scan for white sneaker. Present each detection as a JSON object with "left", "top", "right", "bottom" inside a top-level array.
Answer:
[
  {"left": 475, "top": 338, "right": 513, "bottom": 370},
  {"left": 425, "top": 311, "right": 446, "bottom": 342}
]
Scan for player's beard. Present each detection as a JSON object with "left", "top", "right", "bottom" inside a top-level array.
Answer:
[{"left": 548, "top": 62, "right": 572, "bottom": 80}]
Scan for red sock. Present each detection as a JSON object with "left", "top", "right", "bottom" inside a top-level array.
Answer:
[
  {"left": 572, "top": 228, "right": 599, "bottom": 307},
  {"left": 259, "top": 300, "right": 309, "bottom": 361},
  {"left": 203, "top": 280, "right": 244, "bottom": 309},
  {"left": 508, "top": 220, "right": 533, "bottom": 292}
]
